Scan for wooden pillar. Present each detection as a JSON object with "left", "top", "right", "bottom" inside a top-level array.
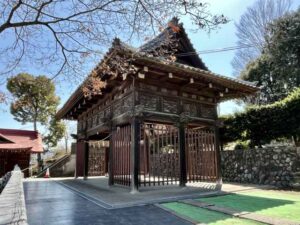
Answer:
[
  {"left": 130, "top": 118, "right": 140, "bottom": 193},
  {"left": 83, "top": 141, "right": 89, "bottom": 180},
  {"left": 75, "top": 141, "right": 85, "bottom": 177},
  {"left": 214, "top": 125, "right": 222, "bottom": 185},
  {"left": 108, "top": 128, "right": 114, "bottom": 186},
  {"left": 37, "top": 152, "right": 42, "bottom": 173},
  {"left": 74, "top": 142, "right": 78, "bottom": 178},
  {"left": 179, "top": 123, "right": 187, "bottom": 187}
]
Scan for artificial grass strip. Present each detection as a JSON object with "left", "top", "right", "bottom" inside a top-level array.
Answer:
[
  {"left": 161, "top": 202, "right": 263, "bottom": 225},
  {"left": 198, "top": 190, "right": 300, "bottom": 222}
]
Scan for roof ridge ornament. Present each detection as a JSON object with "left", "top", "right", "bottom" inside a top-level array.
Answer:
[{"left": 112, "top": 37, "right": 121, "bottom": 47}]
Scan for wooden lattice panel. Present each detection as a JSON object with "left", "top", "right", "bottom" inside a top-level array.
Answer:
[
  {"left": 139, "top": 123, "right": 180, "bottom": 186},
  {"left": 185, "top": 128, "right": 218, "bottom": 182},
  {"left": 111, "top": 125, "right": 131, "bottom": 186},
  {"left": 88, "top": 142, "right": 107, "bottom": 176}
]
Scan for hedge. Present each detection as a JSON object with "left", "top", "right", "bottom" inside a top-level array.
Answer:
[{"left": 220, "top": 87, "right": 300, "bottom": 147}]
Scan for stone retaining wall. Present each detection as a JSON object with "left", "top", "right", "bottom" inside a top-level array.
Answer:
[
  {"left": 0, "top": 166, "right": 28, "bottom": 225},
  {"left": 221, "top": 146, "right": 300, "bottom": 188}
]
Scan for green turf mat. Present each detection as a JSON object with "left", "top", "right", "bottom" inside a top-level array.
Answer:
[
  {"left": 198, "top": 190, "right": 300, "bottom": 222},
  {"left": 161, "top": 202, "right": 264, "bottom": 225}
]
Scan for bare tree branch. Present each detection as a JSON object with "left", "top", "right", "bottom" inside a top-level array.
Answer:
[
  {"left": 232, "top": 0, "right": 292, "bottom": 76},
  {"left": 0, "top": 0, "right": 228, "bottom": 82}
]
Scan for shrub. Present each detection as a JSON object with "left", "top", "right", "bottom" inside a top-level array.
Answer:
[{"left": 220, "top": 87, "right": 300, "bottom": 147}]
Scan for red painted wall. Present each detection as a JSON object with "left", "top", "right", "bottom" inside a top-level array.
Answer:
[{"left": 0, "top": 151, "right": 30, "bottom": 177}]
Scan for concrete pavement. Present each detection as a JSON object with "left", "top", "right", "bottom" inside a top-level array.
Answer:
[{"left": 24, "top": 180, "right": 191, "bottom": 225}]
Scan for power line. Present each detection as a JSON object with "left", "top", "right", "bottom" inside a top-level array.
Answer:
[
  {"left": 175, "top": 36, "right": 300, "bottom": 56},
  {"left": 175, "top": 44, "right": 255, "bottom": 56}
]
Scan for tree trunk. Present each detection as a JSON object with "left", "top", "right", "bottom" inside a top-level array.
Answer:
[
  {"left": 33, "top": 120, "right": 37, "bottom": 131},
  {"left": 65, "top": 137, "right": 68, "bottom": 153},
  {"left": 33, "top": 119, "right": 42, "bottom": 173}
]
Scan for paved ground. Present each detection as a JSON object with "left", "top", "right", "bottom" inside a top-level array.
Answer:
[
  {"left": 24, "top": 180, "right": 191, "bottom": 225},
  {"left": 57, "top": 177, "right": 221, "bottom": 208},
  {"left": 57, "top": 177, "right": 272, "bottom": 208}
]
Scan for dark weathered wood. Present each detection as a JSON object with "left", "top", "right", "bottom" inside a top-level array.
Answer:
[
  {"left": 108, "top": 128, "right": 114, "bottom": 185},
  {"left": 83, "top": 141, "right": 89, "bottom": 180},
  {"left": 75, "top": 141, "right": 85, "bottom": 177},
  {"left": 138, "top": 123, "right": 180, "bottom": 186},
  {"left": 130, "top": 118, "right": 140, "bottom": 192},
  {"left": 72, "top": 53, "right": 222, "bottom": 188},
  {"left": 214, "top": 126, "right": 222, "bottom": 182},
  {"left": 88, "top": 142, "right": 106, "bottom": 176},
  {"left": 56, "top": 24, "right": 259, "bottom": 191},
  {"left": 179, "top": 124, "right": 187, "bottom": 187},
  {"left": 111, "top": 125, "right": 131, "bottom": 186},
  {"left": 185, "top": 128, "right": 218, "bottom": 183},
  {"left": 0, "top": 150, "right": 30, "bottom": 178}
]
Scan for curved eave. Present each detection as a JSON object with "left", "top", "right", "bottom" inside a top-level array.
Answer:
[
  {"left": 56, "top": 41, "right": 124, "bottom": 120},
  {"left": 57, "top": 44, "right": 259, "bottom": 120},
  {"left": 134, "top": 55, "right": 259, "bottom": 95},
  {"left": 56, "top": 87, "right": 83, "bottom": 120}
]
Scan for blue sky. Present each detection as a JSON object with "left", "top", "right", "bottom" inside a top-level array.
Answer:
[{"left": 0, "top": 0, "right": 297, "bottom": 131}]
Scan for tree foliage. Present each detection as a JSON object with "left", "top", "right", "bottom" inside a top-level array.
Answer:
[
  {"left": 43, "top": 119, "right": 66, "bottom": 148},
  {"left": 7, "top": 73, "right": 59, "bottom": 130},
  {"left": 240, "top": 9, "right": 300, "bottom": 104},
  {"left": 231, "top": 0, "right": 292, "bottom": 76},
  {"left": 7, "top": 73, "right": 65, "bottom": 147},
  {"left": 220, "top": 87, "right": 300, "bottom": 147},
  {"left": 0, "top": 0, "right": 228, "bottom": 81}
]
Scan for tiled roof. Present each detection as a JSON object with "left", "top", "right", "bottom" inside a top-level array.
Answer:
[
  {"left": 116, "top": 39, "right": 257, "bottom": 89},
  {"left": 0, "top": 129, "right": 43, "bottom": 153},
  {"left": 138, "top": 17, "right": 208, "bottom": 70},
  {"left": 136, "top": 53, "right": 258, "bottom": 89},
  {"left": 56, "top": 19, "right": 259, "bottom": 120}
]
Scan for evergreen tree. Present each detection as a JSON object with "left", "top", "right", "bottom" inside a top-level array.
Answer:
[{"left": 241, "top": 9, "right": 300, "bottom": 105}]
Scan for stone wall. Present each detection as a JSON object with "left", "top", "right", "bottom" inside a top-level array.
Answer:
[
  {"left": 0, "top": 165, "right": 28, "bottom": 225},
  {"left": 221, "top": 146, "right": 300, "bottom": 188},
  {"left": 0, "top": 171, "right": 11, "bottom": 193}
]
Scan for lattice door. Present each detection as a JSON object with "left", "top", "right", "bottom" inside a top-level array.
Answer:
[
  {"left": 139, "top": 123, "right": 180, "bottom": 186},
  {"left": 186, "top": 128, "right": 218, "bottom": 182},
  {"left": 111, "top": 125, "right": 131, "bottom": 186}
]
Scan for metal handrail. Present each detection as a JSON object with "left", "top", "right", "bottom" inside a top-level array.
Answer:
[{"left": 36, "top": 154, "right": 71, "bottom": 178}]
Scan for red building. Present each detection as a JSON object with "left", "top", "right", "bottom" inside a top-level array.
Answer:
[{"left": 0, "top": 129, "right": 43, "bottom": 177}]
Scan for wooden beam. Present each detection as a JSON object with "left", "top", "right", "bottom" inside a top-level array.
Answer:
[
  {"left": 106, "top": 79, "right": 122, "bottom": 87},
  {"left": 76, "top": 80, "right": 132, "bottom": 120},
  {"left": 138, "top": 78, "right": 216, "bottom": 98}
]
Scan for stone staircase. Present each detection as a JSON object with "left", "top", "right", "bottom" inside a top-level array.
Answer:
[{"left": 36, "top": 154, "right": 75, "bottom": 178}]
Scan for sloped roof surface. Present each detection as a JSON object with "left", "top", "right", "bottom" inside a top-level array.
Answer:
[
  {"left": 56, "top": 18, "right": 259, "bottom": 120},
  {"left": 0, "top": 129, "right": 43, "bottom": 153},
  {"left": 138, "top": 17, "right": 208, "bottom": 70},
  {"left": 0, "top": 133, "right": 15, "bottom": 143}
]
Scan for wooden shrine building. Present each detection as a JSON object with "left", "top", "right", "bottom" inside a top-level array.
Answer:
[
  {"left": 0, "top": 128, "right": 43, "bottom": 177},
  {"left": 57, "top": 19, "right": 258, "bottom": 192}
]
